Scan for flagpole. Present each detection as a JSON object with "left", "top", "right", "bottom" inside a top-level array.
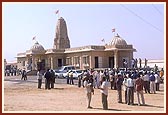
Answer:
[
  {"left": 32, "top": 36, "right": 37, "bottom": 44},
  {"left": 58, "top": 12, "right": 60, "bottom": 19},
  {"left": 55, "top": 10, "right": 60, "bottom": 19},
  {"left": 101, "top": 38, "right": 105, "bottom": 45},
  {"left": 112, "top": 28, "right": 116, "bottom": 37}
]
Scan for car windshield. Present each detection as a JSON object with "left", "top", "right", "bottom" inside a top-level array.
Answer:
[
  {"left": 71, "top": 66, "right": 75, "bottom": 70},
  {"left": 76, "top": 70, "right": 82, "bottom": 73}
]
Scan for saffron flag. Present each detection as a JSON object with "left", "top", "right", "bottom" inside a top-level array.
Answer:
[
  {"left": 32, "top": 36, "right": 36, "bottom": 40},
  {"left": 112, "top": 28, "right": 115, "bottom": 33},
  {"left": 101, "top": 38, "right": 105, "bottom": 42},
  {"left": 55, "top": 10, "right": 59, "bottom": 14}
]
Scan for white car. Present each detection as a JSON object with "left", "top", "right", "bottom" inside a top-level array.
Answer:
[
  {"left": 54, "top": 70, "right": 66, "bottom": 78},
  {"left": 54, "top": 65, "right": 76, "bottom": 78},
  {"left": 60, "top": 70, "right": 82, "bottom": 79},
  {"left": 55, "top": 70, "right": 83, "bottom": 79},
  {"left": 71, "top": 70, "right": 83, "bottom": 79}
]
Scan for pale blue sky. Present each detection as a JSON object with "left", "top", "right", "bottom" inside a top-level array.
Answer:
[{"left": 3, "top": 2, "right": 165, "bottom": 62}]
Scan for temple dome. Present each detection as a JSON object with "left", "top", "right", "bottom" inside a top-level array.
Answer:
[
  {"left": 30, "top": 41, "right": 45, "bottom": 52},
  {"left": 109, "top": 34, "right": 127, "bottom": 46}
]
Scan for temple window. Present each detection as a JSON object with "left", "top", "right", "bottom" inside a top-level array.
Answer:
[
  {"left": 22, "top": 61, "right": 25, "bottom": 66},
  {"left": 82, "top": 55, "right": 89, "bottom": 66},
  {"left": 74, "top": 56, "right": 80, "bottom": 67},
  {"left": 66, "top": 57, "right": 72, "bottom": 65}
]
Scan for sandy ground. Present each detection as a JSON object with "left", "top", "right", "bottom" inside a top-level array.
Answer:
[{"left": 3, "top": 75, "right": 165, "bottom": 113}]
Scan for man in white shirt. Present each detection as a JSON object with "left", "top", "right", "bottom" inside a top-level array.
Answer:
[
  {"left": 99, "top": 77, "right": 108, "bottom": 110},
  {"left": 142, "top": 71, "right": 150, "bottom": 93},
  {"left": 155, "top": 72, "right": 160, "bottom": 91},
  {"left": 126, "top": 74, "right": 134, "bottom": 105},
  {"left": 37, "top": 70, "right": 43, "bottom": 89},
  {"left": 83, "top": 76, "right": 92, "bottom": 109}
]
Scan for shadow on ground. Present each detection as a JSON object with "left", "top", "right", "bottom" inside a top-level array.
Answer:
[{"left": 91, "top": 107, "right": 129, "bottom": 111}]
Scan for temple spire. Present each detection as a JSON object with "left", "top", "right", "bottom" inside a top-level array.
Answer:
[{"left": 53, "top": 17, "right": 70, "bottom": 49}]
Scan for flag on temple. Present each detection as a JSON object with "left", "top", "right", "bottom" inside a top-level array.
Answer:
[
  {"left": 32, "top": 36, "right": 36, "bottom": 40},
  {"left": 112, "top": 28, "right": 115, "bottom": 33},
  {"left": 55, "top": 10, "right": 59, "bottom": 14},
  {"left": 101, "top": 38, "right": 105, "bottom": 42}
]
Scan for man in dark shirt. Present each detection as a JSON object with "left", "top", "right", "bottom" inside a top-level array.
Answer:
[
  {"left": 44, "top": 69, "right": 51, "bottom": 89},
  {"left": 116, "top": 73, "right": 123, "bottom": 103},
  {"left": 50, "top": 69, "right": 55, "bottom": 88},
  {"left": 135, "top": 74, "right": 145, "bottom": 106}
]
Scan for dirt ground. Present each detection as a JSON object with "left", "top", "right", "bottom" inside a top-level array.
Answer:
[{"left": 3, "top": 75, "right": 165, "bottom": 113}]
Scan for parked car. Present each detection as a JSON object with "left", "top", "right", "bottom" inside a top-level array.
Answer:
[
  {"left": 59, "top": 65, "right": 75, "bottom": 72},
  {"left": 54, "top": 65, "right": 76, "bottom": 78},
  {"left": 71, "top": 70, "right": 83, "bottom": 79},
  {"left": 55, "top": 69, "right": 83, "bottom": 79},
  {"left": 54, "top": 70, "right": 66, "bottom": 78}
]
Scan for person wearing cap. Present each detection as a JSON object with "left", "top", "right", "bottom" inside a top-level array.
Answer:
[
  {"left": 135, "top": 74, "right": 145, "bottom": 106},
  {"left": 99, "top": 76, "right": 108, "bottom": 110}
]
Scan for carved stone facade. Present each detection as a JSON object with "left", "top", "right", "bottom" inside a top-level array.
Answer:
[
  {"left": 53, "top": 17, "right": 70, "bottom": 49},
  {"left": 17, "top": 17, "right": 136, "bottom": 71}
]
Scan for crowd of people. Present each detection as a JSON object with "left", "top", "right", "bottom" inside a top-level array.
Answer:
[
  {"left": 5, "top": 64, "right": 164, "bottom": 110},
  {"left": 37, "top": 69, "right": 56, "bottom": 89},
  {"left": 4, "top": 67, "right": 22, "bottom": 76},
  {"left": 80, "top": 67, "right": 164, "bottom": 109}
]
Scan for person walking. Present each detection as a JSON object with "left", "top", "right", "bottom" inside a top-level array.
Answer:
[
  {"left": 99, "top": 77, "right": 108, "bottom": 110},
  {"left": 88, "top": 75, "right": 94, "bottom": 95},
  {"left": 21, "top": 68, "right": 27, "bottom": 80},
  {"left": 83, "top": 76, "right": 93, "bottom": 109},
  {"left": 135, "top": 74, "right": 145, "bottom": 106},
  {"left": 37, "top": 70, "right": 43, "bottom": 89}
]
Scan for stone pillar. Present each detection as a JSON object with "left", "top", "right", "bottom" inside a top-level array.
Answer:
[
  {"left": 32, "top": 55, "right": 35, "bottom": 70},
  {"left": 89, "top": 56, "right": 91, "bottom": 69},
  {"left": 114, "top": 50, "right": 118, "bottom": 69},
  {"left": 50, "top": 57, "right": 53, "bottom": 69},
  {"left": 47, "top": 57, "right": 51, "bottom": 69},
  {"left": 80, "top": 56, "right": 82, "bottom": 69},
  {"left": 71, "top": 57, "right": 73, "bottom": 66}
]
